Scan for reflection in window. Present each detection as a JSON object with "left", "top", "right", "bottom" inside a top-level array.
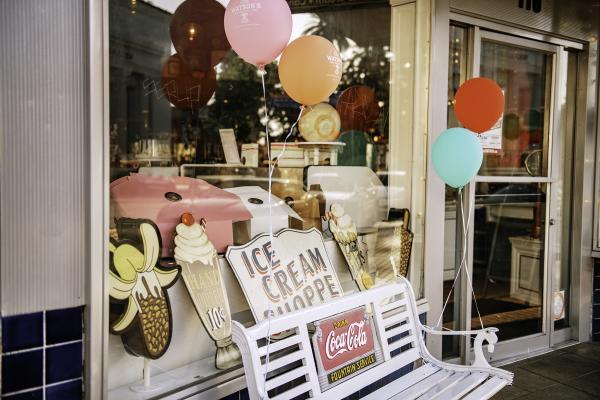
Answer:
[
  {"left": 109, "top": 1, "right": 391, "bottom": 174},
  {"left": 479, "top": 41, "right": 550, "bottom": 177}
]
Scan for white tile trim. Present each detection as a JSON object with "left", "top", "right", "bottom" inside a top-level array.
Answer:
[{"left": 2, "top": 339, "right": 83, "bottom": 356}]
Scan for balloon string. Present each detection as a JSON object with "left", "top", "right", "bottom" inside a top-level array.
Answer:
[
  {"left": 260, "top": 67, "right": 274, "bottom": 400},
  {"left": 261, "top": 105, "right": 305, "bottom": 400},
  {"left": 459, "top": 190, "right": 484, "bottom": 330},
  {"left": 434, "top": 187, "right": 474, "bottom": 329},
  {"left": 271, "top": 106, "right": 305, "bottom": 171}
]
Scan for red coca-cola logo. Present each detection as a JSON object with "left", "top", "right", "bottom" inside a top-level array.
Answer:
[
  {"left": 316, "top": 307, "right": 375, "bottom": 371},
  {"left": 325, "top": 320, "right": 368, "bottom": 359}
]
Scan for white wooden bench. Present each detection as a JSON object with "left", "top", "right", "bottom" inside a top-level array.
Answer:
[{"left": 232, "top": 277, "right": 513, "bottom": 400}]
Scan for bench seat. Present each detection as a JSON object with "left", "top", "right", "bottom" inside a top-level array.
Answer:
[{"left": 232, "top": 277, "right": 513, "bottom": 400}]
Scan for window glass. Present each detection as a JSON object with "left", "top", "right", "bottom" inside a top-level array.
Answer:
[
  {"left": 107, "top": 0, "right": 424, "bottom": 396},
  {"left": 479, "top": 41, "right": 551, "bottom": 177}
]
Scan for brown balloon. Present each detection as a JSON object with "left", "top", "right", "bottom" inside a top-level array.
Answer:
[
  {"left": 160, "top": 54, "right": 217, "bottom": 110},
  {"left": 170, "top": 0, "right": 231, "bottom": 72},
  {"left": 336, "top": 86, "right": 380, "bottom": 133}
]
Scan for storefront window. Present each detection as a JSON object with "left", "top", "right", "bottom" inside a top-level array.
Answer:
[{"left": 107, "top": 0, "right": 424, "bottom": 396}]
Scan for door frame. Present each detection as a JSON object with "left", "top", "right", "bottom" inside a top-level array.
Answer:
[
  {"left": 455, "top": 26, "right": 571, "bottom": 363},
  {"left": 426, "top": 3, "right": 596, "bottom": 364}
]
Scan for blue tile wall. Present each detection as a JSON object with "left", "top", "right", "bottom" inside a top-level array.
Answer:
[
  {"left": 1, "top": 312, "right": 43, "bottom": 352},
  {"left": 46, "top": 307, "right": 83, "bottom": 345},
  {"left": 46, "top": 342, "right": 83, "bottom": 384},
  {"left": 46, "top": 379, "right": 83, "bottom": 400},
  {"left": 1, "top": 350, "right": 43, "bottom": 394},
  {"left": 594, "top": 261, "right": 600, "bottom": 342},
  {"left": 1, "top": 307, "right": 84, "bottom": 399}
]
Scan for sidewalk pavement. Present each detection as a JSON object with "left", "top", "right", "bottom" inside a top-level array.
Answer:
[{"left": 493, "top": 342, "right": 600, "bottom": 399}]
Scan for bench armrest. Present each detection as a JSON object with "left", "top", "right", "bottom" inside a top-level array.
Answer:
[
  {"left": 421, "top": 325, "right": 498, "bottom": 336},
  {"left": 421, "top": 325, "right": 499, "bottom": 369}
]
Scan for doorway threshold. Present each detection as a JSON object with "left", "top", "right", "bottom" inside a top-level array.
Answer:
[{"left": 491, "top": 340, "right": 580, "bottom": 367}]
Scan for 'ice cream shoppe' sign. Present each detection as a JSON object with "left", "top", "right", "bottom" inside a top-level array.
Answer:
[{"left": 225, "top": 228, "right": 343, "bottom": 320}]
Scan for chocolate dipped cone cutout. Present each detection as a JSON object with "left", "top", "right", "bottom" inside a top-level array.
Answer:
[
  {"left": 326, "top": 204, "right": 373, "bottom": 291},
  {"left": 174, "top": 213, "right": 241, "bottom": 370},
  {"left": 109, "top": 219, "right": 181, "bottom": 359}
]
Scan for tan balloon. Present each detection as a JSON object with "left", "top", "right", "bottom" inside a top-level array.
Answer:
[
  {"left": 299, "top": 102, "right": 341, "bottom": 142},
  {"left": 279, "top": 35, "right": 343, "bottom": 106}
]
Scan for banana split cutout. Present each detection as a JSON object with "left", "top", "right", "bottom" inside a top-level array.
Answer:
[
  {"left": 326, "top": 203, "right": 373, "bottom": 291},
  {"left": 174, "top": 213, "right": 241, "bottom": 370},
  {"left": 109, "top": 218, "right": 181, "bottom": 359}
]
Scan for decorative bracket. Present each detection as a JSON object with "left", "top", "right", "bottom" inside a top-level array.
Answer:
[{"left": 472, "top": 328, "right": 499, "bottom": 368}]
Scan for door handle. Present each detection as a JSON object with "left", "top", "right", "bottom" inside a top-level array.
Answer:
[{"left": 549, "top": 218, "right": 556, "bottom": 226}]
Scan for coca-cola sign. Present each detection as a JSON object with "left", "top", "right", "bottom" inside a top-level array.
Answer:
[{"left": 312, "top": 307, "right": 380, "bottom": 387}]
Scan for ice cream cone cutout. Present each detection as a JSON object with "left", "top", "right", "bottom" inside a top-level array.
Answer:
[
  {"left": 325, "top": 204, "right": 373, "bottom": 290},
  {"left": 109, "top": 219, "right": 181, "bottom": 359},
  {"left": 175, "top": 212, "right": 241, "bottom": 370}
]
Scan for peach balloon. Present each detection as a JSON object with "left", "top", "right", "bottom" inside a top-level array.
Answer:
[{"left": 279, "top": 36, "right": 343, "bottom": 106}]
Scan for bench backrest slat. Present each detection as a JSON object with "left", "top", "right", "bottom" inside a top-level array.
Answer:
[{"left": 232, "top": 280, "right": 426, "bottom": 399}]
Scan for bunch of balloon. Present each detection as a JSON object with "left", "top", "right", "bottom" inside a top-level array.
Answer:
[
  {"left": 432, "top": 77, "right": 504, "bottom": 189},
  {"left": 162, "top": 0, "right": 230, "bottom": 110}
]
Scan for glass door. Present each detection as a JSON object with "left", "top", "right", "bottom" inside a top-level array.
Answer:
[{"left": 461, "top": 29, "right": 567, "bottom": 362}]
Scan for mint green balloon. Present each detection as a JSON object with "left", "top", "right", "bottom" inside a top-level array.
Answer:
[{"left": 432, "top": 128, "right": 483, "bottom": 188}]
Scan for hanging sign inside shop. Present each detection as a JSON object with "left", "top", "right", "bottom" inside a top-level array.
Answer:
[
  {"left": 478, "top": 115, "right": 503, "bottom": 154},
  {"left": 477, "top": 87, "right": 505, "bottom": 154},
  {"left": 312, "top": 306, "right": 382, "bottom": 390},
  {"left": 225, "top": 228, "right": 343, "bottom": 321},
  {"left": 287, "top": 0, "right": 387, "bottom": 12}
]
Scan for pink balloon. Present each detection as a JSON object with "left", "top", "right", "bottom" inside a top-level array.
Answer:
[{"left": 224, "top": 0, "right": 292, "bottom": 67}]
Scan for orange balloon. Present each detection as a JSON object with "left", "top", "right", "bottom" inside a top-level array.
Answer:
[
  {"left": 454, "top": 77, "right": 504, "bottom": 133},
  {"left": 279, "top": 36, "right": 342, "bottom": 106}
]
